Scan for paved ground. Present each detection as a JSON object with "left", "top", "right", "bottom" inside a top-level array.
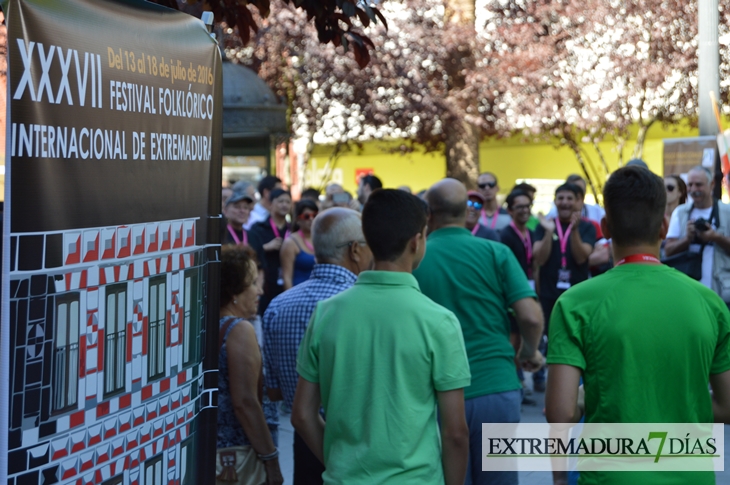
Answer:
[{"left": 276, "top": 373, "right": 730, "bottom": 484}]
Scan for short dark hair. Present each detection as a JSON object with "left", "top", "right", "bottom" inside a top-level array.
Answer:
[
  {"left": 220, "top": 245, "right": 258, "bottom": 307},
  {"left": 301, "top": 187, "right": 321, "bottom": 200},
  {"left": 512, "top": 182, "right": 536, "bottom": 195},
  {"left": 361, "top": 174, "right": 383, "bottom": 190},
  {"left": 362, "top": 189, "right": 428, "bottom": 262},
  {"left": 258, "top": 175, "right": 282, "bottom": 196},
  {"left": 604, "top": 166, "right": 666, "bottom": 246},
  {"left": 506, "top": 190, "right": 533, "bottom": 209},
  {"left": 566, "top": 174, "right": 585, "bottom": 184},
  {"left": 269, "top": 188, "right": 291, "bottom": 202},
  {"left": 555, "top": 182, "right": 584, "bottom": 198},
  {"left": 295, "top": 199, "right": 319, "bottom": 217}
]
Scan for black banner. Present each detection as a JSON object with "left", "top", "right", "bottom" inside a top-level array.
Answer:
[{"left": 2, "top": 1, "right": 221, "bottom": 483}]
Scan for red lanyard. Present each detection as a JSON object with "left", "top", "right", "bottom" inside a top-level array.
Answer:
[
  {"left": 615, "top": 254, "right": 661, "bottom": 266},
  {"left": 555, "top": 220, "right": 573, "bottom": 268},
  {"left": 510, "top": 221, "right": 532, "bottom": 270},
  {"left": 269, "top": 218, "right": 290, "bottom": 239},
  {"left": 298, "top": 230, "right": 314, "bottom": 252},
  {"left": 227, "top": 224, "right": 247, "bottom": 246},
  {"left": 481, "top": 209, "right": 499, "bottom": 229}
]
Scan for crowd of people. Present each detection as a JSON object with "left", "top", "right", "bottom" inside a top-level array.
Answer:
[{"left": 215, "top": 164, "right": 730, "bottom": 485}]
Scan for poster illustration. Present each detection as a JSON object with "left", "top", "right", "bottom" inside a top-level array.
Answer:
[{"left": 1, "top": 0, "right": 222, "bottom": 483}]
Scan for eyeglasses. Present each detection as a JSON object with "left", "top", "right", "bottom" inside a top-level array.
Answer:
[
  {"left": 665, "top": 185, "right": 675, "bottom": 192},
  {"left": 335, "top": 240, "right": 367, "bottom": 248},
  {"left": 512, "top": 204, "right": 533, "bottom": 211},
  {"left": 478, "top": 181, "right": 497, "bottom": 189},
  {"left": 297, "top": 212, "right": 318, "bottom": 221},
  {"left": 467, "top": 200, "right": 483, "bottom": 210}
]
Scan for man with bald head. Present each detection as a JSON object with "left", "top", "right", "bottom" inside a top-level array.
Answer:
[
  {"left": 414, "top": 178, "right": 545, "bottom": 485},
  {"left": 263, "top": 208, "right": 373, "bottom": 484}
]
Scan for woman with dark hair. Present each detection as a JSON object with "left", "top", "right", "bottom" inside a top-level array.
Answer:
[
  {"left": 216, "top": 246, "right": 283, "bottom": 485},
  {"left": 665, "top": 174, "right": 687, "bottom": 218},
  {"left": 280, "top": 199, "right": 318, "bottom": 289}
]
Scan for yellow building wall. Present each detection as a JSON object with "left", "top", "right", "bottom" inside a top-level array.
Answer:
[{"left": 306, "top": 122, "right": 699, "bottom": 196}]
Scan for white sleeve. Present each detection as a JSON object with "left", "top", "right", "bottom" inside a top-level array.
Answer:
[
  {"left": 546, "top": 203, "right": 558, "bottom": 219},
  {"left": 666, "top": 207, "right": 683, "bottom": 239}
]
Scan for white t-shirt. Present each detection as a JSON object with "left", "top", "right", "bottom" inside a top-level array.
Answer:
[{"left": 667, "top": 206, "right": 715, "bottom": 289}]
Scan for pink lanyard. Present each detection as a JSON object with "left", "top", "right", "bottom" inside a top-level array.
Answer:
[
  {"left": 298, "top": 230, "right": 314, "bottom": 252},
  {"left": 555, "top": 220, "right": 573, "bottom": 269},
  {"left": 227, "top": 224, "right": 247, "bottom": 246},
  {"left": 471, "top": 224, "right": 480, "bottom": 236},
  {"left": 510, "top": 221, "right": 532, "bottom": 273},
  {"left": 481, "top": 209, "right": 499, "bottom": 229},
  {"left": 269, "top": 218, "right": 290, "bottom": 239}
]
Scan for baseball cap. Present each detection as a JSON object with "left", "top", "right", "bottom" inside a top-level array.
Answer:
[{"left": 226, "top": 190, "right": 254, "bottom": 206}]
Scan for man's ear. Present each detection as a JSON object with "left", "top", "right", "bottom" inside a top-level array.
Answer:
[
  {"left": 660, "top": 214, "right": 669, "bottom": 240},
  {"left": 600, "top": 216, "right": 611, "bottom": 239}
]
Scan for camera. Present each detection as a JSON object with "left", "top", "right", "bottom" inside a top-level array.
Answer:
[{"left": 695, "top": 218, "right": 711, "bottom": 232}]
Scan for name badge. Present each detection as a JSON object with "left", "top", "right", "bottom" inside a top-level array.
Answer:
[{"left": 557, "top": 269, "right": 571, "bottom": 290}]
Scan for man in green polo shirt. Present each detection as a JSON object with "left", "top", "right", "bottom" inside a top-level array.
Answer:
[
  {"left": 546, "top": 166, "right": 730, "bottom": 485},
  {"left": 292, "top": 189, "right": 471, "bottom": 485},
  {"left": 413, "top": 178, "right": 545, "bottom": 485}
]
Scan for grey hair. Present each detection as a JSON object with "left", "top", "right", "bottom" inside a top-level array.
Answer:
[
  {"left": 311, "top": 209, "right": 363, "bottom": 263},
  {"left": 689, "top": 166, "right": 713, "bottom": 184}
]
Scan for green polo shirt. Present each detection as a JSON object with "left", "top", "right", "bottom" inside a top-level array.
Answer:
[
  {"left": 297, "top": 271, "right": 471, "bottom": 485},
  {"left": 413, "top": 226, "right": 537, "bottom": 400},
  {"left": 549, "top": 263, "right": 730, "bottom": 485}
]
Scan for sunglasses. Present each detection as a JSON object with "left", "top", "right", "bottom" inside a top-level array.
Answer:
[
  {"left": 665, "top": 185, "right": 675, "bottom": 192},
  {"left": 478, "top": 181, "right": 497, "bottom": 189},
  {"left": 467, "top": 200, "right": 483, "bottom": 210},
  {"left": 297, "top": 212, "right": 318, "bottom": 221}
]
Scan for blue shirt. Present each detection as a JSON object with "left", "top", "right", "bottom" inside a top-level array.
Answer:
[{"left": 263, "top": 264, "right": 357, "bottom": 408}]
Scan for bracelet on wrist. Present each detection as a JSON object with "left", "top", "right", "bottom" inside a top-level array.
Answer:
[{"left": 257, "top": 449, "right": 279, "bottom": 462}]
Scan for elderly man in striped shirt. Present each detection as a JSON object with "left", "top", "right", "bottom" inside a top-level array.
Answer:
[{"left": 263, "top": 207, "right": 373, "bottom": 485}]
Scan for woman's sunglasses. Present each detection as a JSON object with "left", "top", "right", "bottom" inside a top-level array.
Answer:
[
  {"left": 467, "top": 200, "right": 483, "bottom": 210},
  {"left": 298, "top": 212, "right": 318, "bottom": 221},
  {"left": 665, "top": 185, "right": 676, "bottom": 192},
  {"left": 477, "top": 182, "right": 497, "bottom": 189}
]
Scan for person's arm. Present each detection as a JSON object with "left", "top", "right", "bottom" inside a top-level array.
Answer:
[
  {"left": 438, "top": 389, "right": 469, "bottom": 485},
  {"left": 533, "top": 219, "right": 555, "bottom": 267},
  {"left": 226, "top": 321, "right": 283, "bottom": 483},
  {"left": 291, "top": 377, "right": 326, "bottom": 463},
  {"left": 710, "top": 370, "right": 730, "bottom": 423},
  {"left": 511, "top": 297, "right": 544, "bottom": 371},
  {"left": 545, "top": 364, "right": 583, "bottom": 424},
  {"left": 279, "top": 238, "right": 298, "bottom": 290},
  {"left": 569, "top": 213, "right": 593, "bottom": 265},
  {"left": 588, "top": 241, "right": 610, "bottom": 267},
  {"left": 665, "top": 220, "right": 696, "bottom": 256}
]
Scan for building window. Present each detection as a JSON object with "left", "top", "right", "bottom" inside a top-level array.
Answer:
[
  {"left": 148, "top": 276, "right": 166, "bottom": 380},
  {"left": 144, "top": 454, "right": 164, "bottom": 485},
  {"left": 53, "top": 293, "right": 80, "bottom": 412},
  {"left": 183, "top": 268, "right": 200, "bottom": 367},
  {"left": 180, "top": 437, "right": 196, "bottom": 485},
  {"left": 105, "top": 284, "right": 127, "bottom": 397},
  {"left": 101, "top": 475, "right": 123, "bottom": 485}
]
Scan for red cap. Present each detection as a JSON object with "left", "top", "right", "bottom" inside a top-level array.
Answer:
[{"left": 467, "top": 190, "right": 485, "bottom": 202}]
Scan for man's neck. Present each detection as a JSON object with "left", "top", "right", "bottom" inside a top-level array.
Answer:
[
  {"left": 271, "top": 213, "right": 286, "bottom": 226},
  {"left": 429, "top": 220, "right": 466, "bottom": 234},
  {"left": 261, "top": 199, "right": 271, "bottom": 211},
  {"left": 512, "top": 220, "right": 527, "bottom": 233},
  {"left": 228, "top": 220, "right": 243, "bottom": 231},
  {"left": 483, "top": 200, "right": 499, "bottom": 214},
  {"left": 694, "top": 198, "right": 713, "bottom": 209},
  {"left": 558, "top": 217, "right": 572, "bottom": 226},
  {"left": 374, "top": 260, "right": 413, "bottom": 273},
  {"left": 612, "top": 244, "right": 661, "bottom": 264}
]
